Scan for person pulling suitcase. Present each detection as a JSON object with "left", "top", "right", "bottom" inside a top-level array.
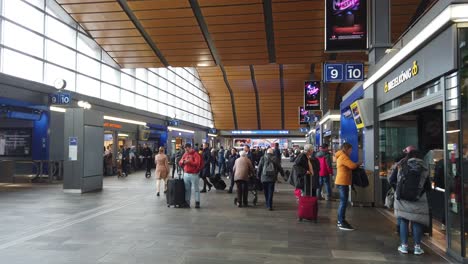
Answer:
[{"left": 295, "top": 144, "right": 320, "bottom": 222}]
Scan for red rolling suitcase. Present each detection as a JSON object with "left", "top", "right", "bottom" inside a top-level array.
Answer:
[{"left": 298, "top": 174, "right": 318, "bottom": 222}]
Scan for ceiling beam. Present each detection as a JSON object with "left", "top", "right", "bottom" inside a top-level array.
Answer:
[
  {"left": 116, "top": 0, "right": 169, "bottom": 67},
  {"left": 249, "top": 65, "right": 261, "bottom": 130},
  {"left": 263, "top": 0, "right": 276, "bottom": 63},
  {"left": 189, "top": 0, "right": 238, "bottom": 129},
  {"left": 279, "top": 64, "right": 285, "bottom": 130}
]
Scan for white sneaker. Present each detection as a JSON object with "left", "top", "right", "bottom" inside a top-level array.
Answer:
[
  {"left": 398, "top": 244, "right": 408, "bottom": 254},
  {"left": 414, "top": 245, "right": 424, "bottom": 255}
]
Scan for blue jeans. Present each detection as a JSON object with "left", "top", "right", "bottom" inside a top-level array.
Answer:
[
  {"left": 218, "top": 161, "right": 225, "bottom": 175},
  {"left": 184, "top": 173, "right": 200, "bottom": 205},
  {"left": 337, "top": 185, "right": 349, "bottom": 223},
  {"left": 210, "top": 162, "right": 216, "bottom": 177},
  {"left": 400, "top": 218, "right": 423, "bottom": 245},
  {"left": 317, "top": 176, "right": 332, "bottom": 198},
  {"left": 263, "top": 182, "right": 275, "bottom": 209}
]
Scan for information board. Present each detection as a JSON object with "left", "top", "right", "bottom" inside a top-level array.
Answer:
[{"left": 0, "top": 129, "right": 32, "bottom": 157}]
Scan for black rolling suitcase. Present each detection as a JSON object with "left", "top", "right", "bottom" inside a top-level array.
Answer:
[{"left": 166, "top": 174, "right": 185, "bottom": 208}]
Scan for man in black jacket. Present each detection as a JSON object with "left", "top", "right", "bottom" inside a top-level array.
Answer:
[
  {"left": 200, "top": 143, "right": 213, "bottom": 193},
  {"left": 227, "top": 148, "right": 240, "bottom": 193},
  {"left": 141, "top": 143, "right": 153, "bottom": 175}
]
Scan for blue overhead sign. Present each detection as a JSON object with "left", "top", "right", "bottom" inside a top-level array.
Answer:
[
  {"left": 231, "top": 130, "right": 289, "bottom": 135},
  {"left": 49, "top": 93, "right": 71, "bottom": 105},
  {"left": 324, "top": 63, "right": 364, "bottom": 82}
]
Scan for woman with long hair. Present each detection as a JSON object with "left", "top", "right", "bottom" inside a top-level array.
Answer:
[{"left": 154, "top": 147, "right": 170, "bottom": 196}]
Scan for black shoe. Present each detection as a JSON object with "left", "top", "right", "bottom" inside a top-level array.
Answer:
[
  {"left": 200, "top": 189, "right": 207, "bottom": 193},
  {"left": 237, "top": 203, "right": 242, "bottom": 208},
  {"left": 337, "top": 221, "right": 355, "bottom": 231},
  {"left": 228, "top": 189, "right": 233, "bottom": 194},
  {"left": 208, "top": 185, "right": 212, "bottom": 192},
  {"left": 164, "top": 190, "right": 167, "bottom": 194},
  {"left": 195, "top": 202, "right": 200, "bottom": 209},
  {"left": 157, "top": 192, "right": 160, "bottom": 197},
  {"left": 268, "top": 207, "right": 273, "bottom": 211}
]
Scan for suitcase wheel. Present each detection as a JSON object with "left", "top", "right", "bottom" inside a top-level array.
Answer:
[
  {"left": 253, "top": 197, "right": 257, "bottom": 206},
  {"left": 167, "top": 204, "right": 170, "bottom": 207}
]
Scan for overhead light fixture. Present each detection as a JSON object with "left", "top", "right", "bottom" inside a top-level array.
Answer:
[
  {"left": 50, "top": 106, "right": 66, "bottom": 113},
  {"left": 319, "top": 114, "right": 341, "bottom": 125},
  {"left": 291, "top": 140, "right": 306, "bottom": 143},
  {"left": 171, "top": 140, "right": 176, "bottom": 143},
  {"left": 118, "top": 133, "right": 129, "bottom": 137},
  {"left": 103, "top": 116, "right": 146, "bottom": 126},
  {"left": 208, "top": 133, "right": 217, "bottom": 137},
  {"left": 168, "top": 126, "right": 195, "bottom": 134},
  {"left": 77, "top": 101, "right": 91, "bottom": 109},
  {"left": 364, "top": 4, "right": 468, "bottom": 90},
  {"left": 446, "top": 129, "right": 460, "bottom": 134}
]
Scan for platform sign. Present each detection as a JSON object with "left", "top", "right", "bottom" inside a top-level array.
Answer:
[
  {"left": 49, "top": 93, "right": 71, "bottom": 105},
  {"left": 324, "top": 63, "right": 364, "bottom": 82}
]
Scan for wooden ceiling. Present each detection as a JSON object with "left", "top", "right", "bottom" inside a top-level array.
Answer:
[{"left": 55, "top": 0, "right": 422, "bottom": 130}]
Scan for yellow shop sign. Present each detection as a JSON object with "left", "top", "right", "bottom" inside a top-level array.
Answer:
[{"left": 384, "top": 61, "right": 419, "bottom": 93}]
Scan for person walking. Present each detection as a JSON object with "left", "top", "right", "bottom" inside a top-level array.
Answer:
[
  {"left": 273, "top": 142, "right": 282, "bottom": 163},
  {"left": 390, "top": 150, "right": 430, "bottom": 255},
  {"left": 154, "top": 147, "right": 169, "bottom": 197},
  {"left": 200, "top": 143, "right": 213, "bottom": 193},
  {"left": 316, "top": 147, "right": 334, "bottom": 200},
  {"left": 141, "top": 143, "right": 153, "bottom": 176},
  {"left": 179, "top": 143, "right": 203, "bottom": 208},
  {"left": 121, "top": 146, "right": 130, "bottom": 176},
  {"left": 217, "top": 146, "right": 226, "bottom": 175},
  {"left": 335, "top": 143, "right": 362, "bottom": 231},
  {"left": 227, "top": 148, "right": 240, "bottom": 193},
  {"left": 210, "top": 148, "right": 217, "bottom": 177},
  {"left": 232, "top": 151, "right": 255, "bottom": 207},
  {"left": 257, "top": 148, "right": 284, "bottom": 211}
]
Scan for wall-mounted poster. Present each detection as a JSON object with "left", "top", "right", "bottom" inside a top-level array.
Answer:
[
  {"left": 325, "top": 0, "right": 368, "bottom": 51},
  {"left": 0, "top": 128, "right": 32, "bottom": 157},
  {"left": 304, "top": 81, "right": 321, "bottom": 110},
  {"left": 350, "top": 101, "right": 364, "bottom": 129},
  {"left": 233, "top": 138, "right": 252, "bottom": 148}
]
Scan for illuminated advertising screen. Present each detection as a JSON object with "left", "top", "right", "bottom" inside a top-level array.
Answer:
[
  {"left": 350, "top": 101, "right": 364, "bottom": 129},
  {"left": 304, "top": 81, "right": 321, "bottom": 110},
  {"left": 299, "top": 107, "right": 310, "bottom": 125},
  {"left": 325, "top": 0, "right": 367, "bottom": 51}
]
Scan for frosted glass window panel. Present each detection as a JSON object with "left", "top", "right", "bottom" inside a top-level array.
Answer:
[
  {"left": 167, "top": 70, "right": 175, "bottom": 82},
  {"left": 159, "top": 78, "right": 167, "bottom": 91},
  {"left": 46, "top": 16, "right": 76, "bottom": 49},
  {"left": 167, "top": 94, "right": 175, "bottom": 106},
  {"left": 135, "top": 95, "right": 148, "bottom": 111},
  {"left": 76, "top": 74, "right": 100, "bottom": 98},
  {"left": 175, "top": 75, "right": 183, "bottom": 87},
  {"left": 77, "top": 54, "right": 100, "bottom": 79},
  {"left": 2, "top": 21, "right": 44, "bottom": 58},
  {"left": 158, "top": 102, "right": 167, "bottom": 116},
  {"left": 45, "top": 40, "right": 76, "bottom": 70},
  {"left": 120, "top": 90, "right": 135, "bottom": 107},
  {"left": 123, "top": 68, "right": 135, "bottom": 77},
  {"left": 135, "top": 80, "right": 147, "bottom": 96},
  {"left": 176, "top": 99, "right": 182, "bottom": 109},
  {"left": 148, "top": 72, "right": 157, "bottom": 86},
  {"left": 77, "top": 34, "right": 100, "bottom": 59},
  {"left": 136, "top": 68, "right": 147, "bottom": 81},
  {"left": 101, "top": 64, "right": 120, "bottom": 86},
  {"left": 44, "top": 63, "right": 76, "bottom": 92},
  {"left": 4, "top": 0, "right": 44, "bottom": 33},
  {"left": 158, "top": 68, "right": 167, "bottom": 78},
  {"left": 121, "top": 73, "right": 135, "bottom": 92},
  {"left": 175, "top": 87, "right": 182, "bottom": 98},
  {"left": 148, "top": 86, "right": 158, "bottom": 99},
  {"left": 2, "top": 48, "right": 43, "bottom": 83},
  {"left": 101, "top": 83, "right": 120, "bottom": 103},
  {"left": 102, "top": 51, "right": 118, "bottom": 68},
  {"left": 25, "top": 0, "right": 44, "bottom": 9},
  {"left": 148, "top": 100, "right": 158, "bottom": 113},
  {"left": 167, "top": 106, "right": 175, "bottom": 119},
  {"left": 159, "top": 90, "right": 168, "bottom": 103}
]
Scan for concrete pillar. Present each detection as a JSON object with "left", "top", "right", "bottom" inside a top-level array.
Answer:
[
  {"left": 368, "top": 0, "right": 392, "bottom": 66},
  {"left": 63, "top": 108, "right": 104, "bottom": 193}
]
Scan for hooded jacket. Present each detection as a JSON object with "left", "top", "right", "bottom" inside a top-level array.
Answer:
[
  {"left": 316, "top": 151, "right": 333, "bottom": 177},
  {"left": 334, "top": 150, "right": 359, "bottom": 186},
  {"left": 257, "top": 153, "right": 283, "bottom": 183},
  {"left": 179, "top": 149, "right": 202, "bottom": 174}
]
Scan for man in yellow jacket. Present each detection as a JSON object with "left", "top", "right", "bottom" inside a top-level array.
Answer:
[{"left": 335, "top": 142, "right": 362, "bottom": 231}]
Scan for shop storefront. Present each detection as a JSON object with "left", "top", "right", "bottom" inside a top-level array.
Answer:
[{"left": 364, "top": 8, "right": 468, "bottom": 258}]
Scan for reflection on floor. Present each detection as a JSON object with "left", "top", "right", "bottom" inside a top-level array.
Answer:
[{"left": 0, "top": 171, "right": 452, "bottom": 264}]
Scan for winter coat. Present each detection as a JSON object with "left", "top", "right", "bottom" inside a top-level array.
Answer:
[
  {"left": 316, "top": 151, "right": 333, "bottom": 177},
  {"left": 218, "top": 149, "right": 226, "bottom": 162},
  {"left": 274, "top": 147, "right": 281, "bottom": 161},
  {"left": 179, "top": 150, "right": 202, "bottom": 174},
  {"left": 200, "top": 148, "right": 211, "bottom": 178},
  {"left": 257, "top": 153, "right": 284, "bottom": 183},
  {"left": 155, "top": 154, "right": 169, "bottom": 179},
  {"left": 227, "top": 154, "right": 240, "bottom": 172},
  {"left": 233, "top": 156, "right": 255, "bottom": 181},
  {"left": 393, "top": 158, "right": 431, "bottom": 226},
  {"left": 334, "top": 150, "right": 359, "bottom": 186}
]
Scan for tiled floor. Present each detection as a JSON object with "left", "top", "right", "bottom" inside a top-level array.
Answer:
[{"left": 0, "top": 171, "right": 452, "bottom": 264}]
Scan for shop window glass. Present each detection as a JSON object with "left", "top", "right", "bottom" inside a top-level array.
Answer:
[
  {"left": 394, "top": 91, "right": 412, "bottom": 108},
  {"left": 2, "top": 48, "right": 43, "bottom": 83},
  {"left": 120, "top": 90, "right": 134, "bottom": 107},
  {"left": 100, "top": 83, "right": 120, "bottom": 103},
  {"left": 45, "top": 40, "right": 76, "bottom": 70},
  {"left": 4, "top": 0, "right": 44, "bottom": 33},
  {"left": 44, "top": 63, "right": 76, "bottom": 92},
  {"left": 2, "top": 21, "right": 44, "bottom": 58},
  {"left": 135, "top": 95, "right": 147, "bottom": 111},
  {"left": 77, "top": 34, "right": 100, "bottom": 60},
  {"left": 77, "top": 54, "right": 100, "bottom": 79},
  {"left": 379, "top": 101, "right": 393, "bottom": 114},
  {"left": 135, "top": 80, "right": 147, "bottom": 96},
  {"left": 46, "top": 16, "right": 76, "bottom": 49},
  {"left": 76, "top": 74, "right": 100, "bottom": 98},
  {"left": 101, "top": 64, "right": 120, "bottom": 87}
]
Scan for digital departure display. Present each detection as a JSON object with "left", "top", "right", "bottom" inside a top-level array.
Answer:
[
  {"left": 325, "top": 0, "right": 367, "bottom": 51},
  {"left": 304, "top": 81, "right": 321, "bottom": 110}
]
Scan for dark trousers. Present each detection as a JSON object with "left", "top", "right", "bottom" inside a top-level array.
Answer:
[
  {"left": 235, "top": 180, "right": 248, "bottom": 205},
  {"left": 229, "top": 172, "right": 235, "bottom": 191},
  {"left": 202, "top": 176, "right": 212, "bottom": 190},
  {"left": 145, "top": 158, "right": 152, "bottom": 173},
  {"left": 263, "top": 182, "right": 275, "bottom": 209},
  {"left": 172, "top": 163, "right": 176, "bottom": 178},
  {"left": 122, "top": 159, "right": 128, "bottom": 175}
]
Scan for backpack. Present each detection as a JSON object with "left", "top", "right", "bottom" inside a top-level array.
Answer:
[
  {"left": 262, "top": 156, "right": 276, "bottom": 178},
  {"left": 396, "top": 161, "right": 426, "bottom": 201},
  {"left": 352, "top": 168, "right": 369, "bottom": 188}
]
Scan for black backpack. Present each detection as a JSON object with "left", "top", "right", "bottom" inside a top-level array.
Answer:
[
  {"left": 352, "top": 168, "right": 369, "bottom": 188},
  {"left": 396, "top": 162, "right": 426, "bottom": 201}
]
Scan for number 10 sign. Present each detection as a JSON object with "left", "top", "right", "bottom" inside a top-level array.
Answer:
[{"left": 324, "top": 63, "right": 364, "bottom": 83}]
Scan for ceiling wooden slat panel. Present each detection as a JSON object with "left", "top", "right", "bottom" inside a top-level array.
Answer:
[
  {"left": 254, "top": 65, "right": 281, "bottom": 129},
  {"left": 198, "top": 0, "right": 263, "bottom": 7},
  {"left": 128, "top": 0, "right": 191, "bottom": 10}
]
